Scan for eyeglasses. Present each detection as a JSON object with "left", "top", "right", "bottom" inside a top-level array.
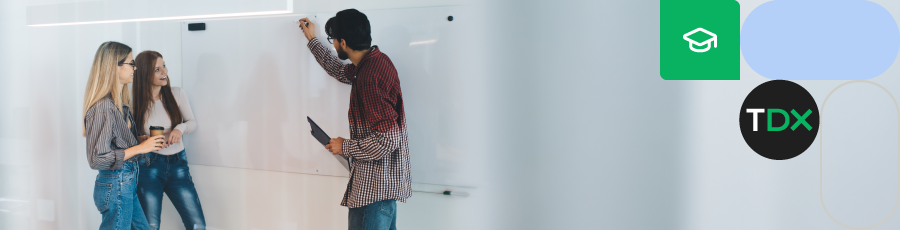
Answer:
[
  {"left": 327, "top": 36, "right": 335, "bottom": 44},
  {"left": 118, "top": 60, "right": 136, "bottom": 69}
]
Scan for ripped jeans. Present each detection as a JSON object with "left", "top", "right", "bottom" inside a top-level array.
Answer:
[{"left": 137, "top": 151, "right": 206, "bottom": 230}]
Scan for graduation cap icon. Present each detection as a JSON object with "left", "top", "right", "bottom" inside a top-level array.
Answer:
[{"left": 683, "top": 28, "right": 717, "bottom": 53}]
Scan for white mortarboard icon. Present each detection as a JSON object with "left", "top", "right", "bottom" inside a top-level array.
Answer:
[{"left": 683, "top": 28, "right": 717, "bottom": 53}]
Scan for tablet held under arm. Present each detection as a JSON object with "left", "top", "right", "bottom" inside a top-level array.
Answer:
[{"left": 308, "top": 116, "right": 351, "bottom": 171}]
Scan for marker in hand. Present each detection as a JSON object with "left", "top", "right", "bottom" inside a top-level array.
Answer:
[{"left": 297, "top": 18, "right": 317, "bottom": 41}]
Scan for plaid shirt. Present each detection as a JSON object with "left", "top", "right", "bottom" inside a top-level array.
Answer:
[{"left": 307, "top": 38, "right": 411, "bottom": 208}]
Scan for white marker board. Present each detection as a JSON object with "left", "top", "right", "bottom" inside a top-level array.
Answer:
[{"left": 182, "top": 7, "right": 481, "bottom": 187}]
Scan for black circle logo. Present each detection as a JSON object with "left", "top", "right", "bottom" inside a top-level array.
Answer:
[{"left": 740, "top": 80, "right": 819, "bottom": 160}]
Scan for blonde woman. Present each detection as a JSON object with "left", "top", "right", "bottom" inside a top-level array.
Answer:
[
  {"left": 132, "top": 50, "right": 205, "bottom": 230},
  {"left": 83, "top": 41, "right": 166, "bottom": 230}
]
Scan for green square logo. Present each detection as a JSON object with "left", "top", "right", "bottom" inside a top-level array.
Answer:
[{"left": 660, "top": 0, "right": 740, "bottom": 80}]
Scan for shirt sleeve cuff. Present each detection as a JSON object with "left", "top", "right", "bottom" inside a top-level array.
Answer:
[
  {"left": 173, "top": 125, "right": 186, "bottom": 134},
  {"left": 111, "top": 149, "right": 126, "bottom": 170},
  {"left": 307, "top": 37, "right": 320, "bottom": 48},
  {"left": 341, "top": 138, "right": 355, "bottom": 159}
]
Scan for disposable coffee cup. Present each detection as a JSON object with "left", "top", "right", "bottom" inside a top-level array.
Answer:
[{"left": 150, "top": 126, "right": 164, "bottom": 137}]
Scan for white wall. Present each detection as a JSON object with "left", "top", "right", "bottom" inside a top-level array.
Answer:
[
  {"left": 3, "top": 0, "right": 493, "bottom": 229},
  {"left": 0, "top": 0, "right": 33, "bottom": 228}
]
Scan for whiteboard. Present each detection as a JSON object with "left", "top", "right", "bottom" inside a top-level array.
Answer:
[{"left": 182, "top": 7, "right": 480, "bottom": 187}]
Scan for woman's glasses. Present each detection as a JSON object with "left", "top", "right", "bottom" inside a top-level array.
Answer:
[{"left": 118, "top": 60, "right": 136, "bottom": 69}]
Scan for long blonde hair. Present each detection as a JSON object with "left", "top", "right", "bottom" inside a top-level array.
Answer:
[{"left": 83, "top": 41, "right": 133, "bottom": 135}]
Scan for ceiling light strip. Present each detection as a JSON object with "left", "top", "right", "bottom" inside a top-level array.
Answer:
[{"left": 28, "top": 10, "right": 292, "bottom": 27}]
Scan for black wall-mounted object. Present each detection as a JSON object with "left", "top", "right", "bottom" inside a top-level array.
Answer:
[
  {"left": 447, "top": 16, "right": 453, "bottom": 21},
  {"left": 188, "top": 23, "right": 206, "bottom": 31}
]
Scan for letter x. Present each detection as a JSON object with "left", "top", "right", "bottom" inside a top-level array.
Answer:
[{"left": 790, "top": 109, "right": 812, "bottom": 131}]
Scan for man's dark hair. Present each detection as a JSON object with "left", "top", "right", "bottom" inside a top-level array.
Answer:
[{"left": 325, "top": 9, "right": 372, "bottom": 51}]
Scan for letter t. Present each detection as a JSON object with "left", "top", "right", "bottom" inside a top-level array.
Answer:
[{"left": 746, "top": 108, "right": 765, "bottom": 131}]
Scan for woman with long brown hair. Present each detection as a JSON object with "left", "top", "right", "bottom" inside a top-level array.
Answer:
[
  {"left": 84, "top": 41, "right": 166, "bottom": 229},
  {"left": 132, "top": 50, "right": 205, "bottom": 230}
]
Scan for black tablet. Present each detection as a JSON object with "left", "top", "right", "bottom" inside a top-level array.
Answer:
[
  {"left": 308, "top": 116, "right": 351, "bottom": 171},
  {"left": 308, "top": 116, "right": 331, "bottom": 146}
]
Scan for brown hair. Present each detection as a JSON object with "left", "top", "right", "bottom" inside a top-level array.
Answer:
[{"left": 132, "top": 51, "right": 182, "bottom": 135}]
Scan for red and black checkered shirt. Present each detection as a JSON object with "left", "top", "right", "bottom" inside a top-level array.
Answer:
[{"left": 308, "top": 38, "right": 411, "bottom": 208}]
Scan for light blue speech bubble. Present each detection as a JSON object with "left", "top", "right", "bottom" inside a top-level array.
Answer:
[{"left": 742, "top": 0, "right": 900, "bottom": 80}]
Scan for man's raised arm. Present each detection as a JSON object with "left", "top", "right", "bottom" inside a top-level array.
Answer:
[{"left": 299, "top": 18, "right": 353, "bottom": 85}]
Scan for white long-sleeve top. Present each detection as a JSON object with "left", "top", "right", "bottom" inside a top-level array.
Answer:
[{"left": 143, "top": 87, "right": 196, "bottom": 155}]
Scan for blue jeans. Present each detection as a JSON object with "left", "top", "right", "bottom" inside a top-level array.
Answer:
[
  {"left": 348, "top": 199, "right": 397, "bottom": 230},
  {"left": 94, "top": 161, "right": 151, "bottom": 230},
  {"left": 137, "top": 151, "right": 206, "bottom": 230}
]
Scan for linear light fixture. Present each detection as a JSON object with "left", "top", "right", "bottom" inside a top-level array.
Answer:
[
  {"left": 27, "top": 0, "right": 292, "bottom": 27},
  {"left": 409, "top": 39, "right": 437, "bottom": 46},
  {"left": 28, "top": 10, "right": 292, "bottom": 27}
]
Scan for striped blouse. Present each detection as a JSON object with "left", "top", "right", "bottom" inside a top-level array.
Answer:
[{"left": 84, "top": 94, "right": 141, "bottom": 171}]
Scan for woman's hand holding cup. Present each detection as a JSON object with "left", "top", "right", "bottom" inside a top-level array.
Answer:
[
  {"left": 139, "top": 135, "right": 167, "bottom": 153},
  {"left": 125, "top": 135, "right": 166, "bottom": 160}
]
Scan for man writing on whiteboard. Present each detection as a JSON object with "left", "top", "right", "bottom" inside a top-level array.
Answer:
[{"left": 299, "top": 9, "right": 410, "bottom": 230}]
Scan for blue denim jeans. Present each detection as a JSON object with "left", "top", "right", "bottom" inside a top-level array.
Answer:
[
  {"left": 94, "top": 161, "right": 151, "bottom": 230},
  {"left": 348, "top": 199, "right": 397, "bottom": 230},
  {"left": 137, "top": 151, "right": 206, "bottom": 230}
]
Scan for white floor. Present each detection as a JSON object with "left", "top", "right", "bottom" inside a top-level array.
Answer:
[{"left": 155, "top": 164, "right": 479, "bottom": 230}]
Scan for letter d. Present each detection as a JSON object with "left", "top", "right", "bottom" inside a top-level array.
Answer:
[{"left": 767, "top": 108, "right": 789, "bottom": 131}]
